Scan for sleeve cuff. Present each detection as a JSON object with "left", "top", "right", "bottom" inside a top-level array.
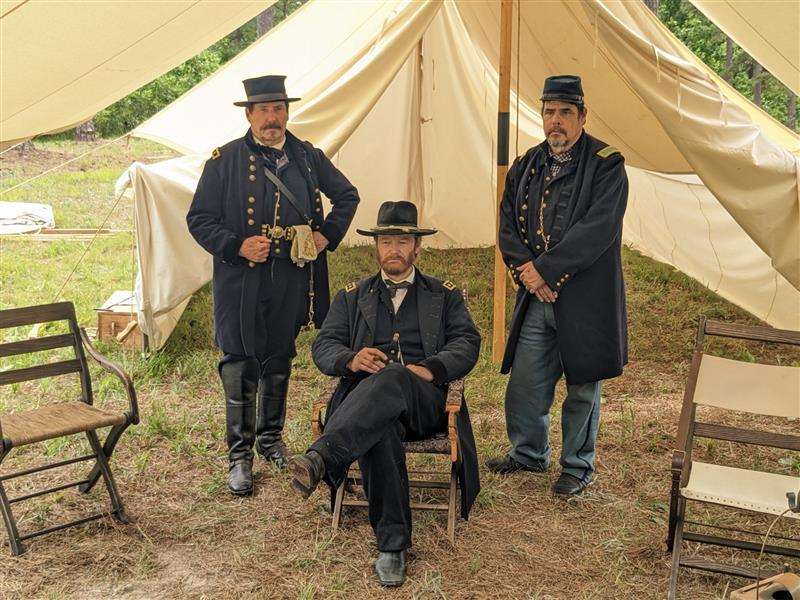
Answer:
[
  {"left": 334, "top": 350, "right": 357, "bottom": 376},
  {"left": 418, "top": 357, "right": 448, "bottom": 386},
  {"left": 222, "top": 234, "right": 244, "bottom": 262},
  {"left": 319, "top": 221, "right": 343, "bottom": 251}
]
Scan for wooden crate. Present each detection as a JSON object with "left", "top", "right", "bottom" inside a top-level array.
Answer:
[{"left": 95, "top": 291, "right": 147, "bottom": 351}]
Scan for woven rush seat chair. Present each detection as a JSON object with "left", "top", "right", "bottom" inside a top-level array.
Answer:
[
  {"left": 0, "top": 302, "right": 139, "bottom": 556},
  {"left": 312, "top": 378, "right": 465, "bottom": 544},
  {"left": 667, "top": 318, "right": 800, "bottom": 598}
]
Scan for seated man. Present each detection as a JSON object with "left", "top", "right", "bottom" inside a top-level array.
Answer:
[{"left": 288, "top": 201, "right": 481, "bottom": 587}]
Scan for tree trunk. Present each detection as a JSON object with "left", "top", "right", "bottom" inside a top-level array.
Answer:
[
  {"left": 643, "top": 0, "right": 659, "bottom": 14},
  {"left": 751, "top": 61, "right": 763, "bottom": 107},
  {"left": 724, "top": 37, "right": 734, "bottom": 83},
  {"left": 256, "top": 6, "right": 276, "bottom": 37},
  {"left": 75, "top": 119, "right": 97, "bottom": 141},
  {"left": 789, "top": 92, "right": 797, "bottom": 131}
]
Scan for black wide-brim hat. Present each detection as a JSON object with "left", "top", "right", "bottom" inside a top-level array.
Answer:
[
  {"left": 233, "top": 75, "right": 301, "bottom": 107},
  {"left": 356, "top": 201, "right": 437, "bottom": 237},
  {"left": 540, "top": 74, "right": 584, "bottom": 106}
]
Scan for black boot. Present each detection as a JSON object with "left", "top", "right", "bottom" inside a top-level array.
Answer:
[
  {"left": 375, "top": 550, "right": 406, "bottom": 587},
  {"left": 288, "top": 451, "right": 326, "bottom": 499},
  {"left": 220, "top": 358, "right": 259, "bottom": 496},
  {"left": 256, "top": 372, "right": 291, "bottom": 469}
]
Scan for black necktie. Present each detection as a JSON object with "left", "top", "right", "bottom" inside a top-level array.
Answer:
[
  {"left": 384, "top": 280, "right": 412, "bottom": 298},
  {"left": 261, "top": 147, "right": 285, "bottom": 172}
]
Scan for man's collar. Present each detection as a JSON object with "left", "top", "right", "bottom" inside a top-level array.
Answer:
[{"left": 381, "top": 266, "right": 416, "bottom": 285}]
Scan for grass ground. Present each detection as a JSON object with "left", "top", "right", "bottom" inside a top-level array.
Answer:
[{"left": 0, "top": 140, "right": 798, "bottom": 599}]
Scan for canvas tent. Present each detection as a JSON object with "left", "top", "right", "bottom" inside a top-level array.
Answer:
[
  {"left": 2, "top": 0, "right": 797, "bottom": 350},
  {"left": 117, "top": 0, "right": 800, "bottom": 349},
  {"left": 0, "top": 0, "right": 273, "bottom": 149}
]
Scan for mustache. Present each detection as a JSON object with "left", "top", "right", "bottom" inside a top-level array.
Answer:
[
  {"left": 548, "top": 128, "right": 566, "bottom": 135},
  {"left": 261, "top": 124, "right": 282, "bottom": 130}
]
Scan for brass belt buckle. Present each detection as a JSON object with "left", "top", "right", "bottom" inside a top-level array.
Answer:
[{"left": 272, "top": 225, "right": 285, "bottom": 239}]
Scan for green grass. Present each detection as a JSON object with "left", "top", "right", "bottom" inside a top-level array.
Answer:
[{"left": 1, "top": 140, "right": 797, "bottom": 599}]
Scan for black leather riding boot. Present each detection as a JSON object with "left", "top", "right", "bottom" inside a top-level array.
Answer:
[
  {"left": 220, "top": 358, "right": 259, "bottom": 495},
  {"left": 255, "top": 372, "right": 291, "bottom": 469}
]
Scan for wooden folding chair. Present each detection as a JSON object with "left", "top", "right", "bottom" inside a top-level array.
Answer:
[
  {"left": 312, "top": 378, "right": 464, "bottom": 544},
  {"left": 0, "top": 302, "right": 139, "bottom": 555},
  {"left": 667, "top": 318, "right": 800, "bottom": 598}
]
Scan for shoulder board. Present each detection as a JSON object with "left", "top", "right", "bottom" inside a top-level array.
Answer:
[
  {"left": 344, "top": 281, "right": 357, "bottom": 293},
  {"left": 443, "top": 280, "right": 456, "bottom": 291},
  {"left": 596, "top": 145, "right": 620, "bottom": 159},
  {"left": 210, "top": 147, "right": 221, "bottom": 160}
]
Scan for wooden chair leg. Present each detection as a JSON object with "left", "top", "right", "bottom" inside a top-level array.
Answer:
[
  {"left": 331, "top": 482, "right": 345, "bottom": 531},
  {"left": 0, "top": 450, "right": 24, "bottom": 556},
  {"left": 447, "top": 463, "right": 458, "bottom": 545},
  {"left": 85, "top": 430, "right": 128, "bottom": 523},
  {"left": 667, "top": 499, "right": 686, "bottom": 600},
  {"left": 80, "top": 423, "right": 128, "bottom": 493}
]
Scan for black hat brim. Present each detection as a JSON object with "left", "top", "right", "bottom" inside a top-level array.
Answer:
[
  {"left": 356, "top": 226, "right": 437, "bottom": 237},
  {"left": 234, "top": 94, "right": 301, "bottom": 107}
]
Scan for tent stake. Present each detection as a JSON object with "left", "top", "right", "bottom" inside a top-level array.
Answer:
[{"left": 492, "top": 0, "right": 513, "bottom": 363}]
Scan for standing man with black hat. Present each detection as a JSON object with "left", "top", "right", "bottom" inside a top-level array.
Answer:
[
  {"left": 287, "top": 201, "right": 481, "bottom": 587},
  {"left": 187, "top": 75, "right": 359, "bottom": 496},
  {"left": 486, "top": 76, "right": 628, "bottom": 498}
]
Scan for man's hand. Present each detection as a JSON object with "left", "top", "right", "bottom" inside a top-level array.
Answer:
[
  {"left": 516, "top": 262, "right": 557, "bottom": 303},
  {"left": 312, "top": 231, "right": 329, "bottom": 254},
  {"left": 406, "top": 364, "right": 434, "bottom": 382},
  {"left": 239, "top": 236, "right": 271, "bottom": 262},
  {"left": 347, "top": 347, "right": 388, "bottom": 374}
]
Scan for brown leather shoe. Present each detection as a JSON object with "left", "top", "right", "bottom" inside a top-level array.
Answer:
[
  {"left": 552, "top": 472, "right": 589, "bottom": 497},
  {"left": 486, "top": 455, "right": 547, "bottom": 475}
]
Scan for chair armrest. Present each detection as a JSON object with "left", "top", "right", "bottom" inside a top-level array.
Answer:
[
  {"left": 311, "top": 378, "right": 339, "bottom": 439},
  {"left": 80, "top": 328, "right": 139, "bottom": 425},
  {"left": 445, "top": 379, "right": 464, "bottom": 462}
]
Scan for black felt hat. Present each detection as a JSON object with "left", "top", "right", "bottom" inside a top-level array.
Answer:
[
  {"left": 540, "top": 75, "right": 584, "bottom": 106},
  {"left": 356, "top": 201, "right": 437, "bottom": 237},
  {"left": 233, "top": 75, "right": 301, "bottom": 107}
]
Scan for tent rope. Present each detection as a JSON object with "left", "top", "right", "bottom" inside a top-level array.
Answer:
[
  {"left": 1, "top": 133, "right": 129, "bottom": 197},
  {"left": 51, "top": 187, "right": 127, "bottom": 303},
  {"left": 514, "top": 0, "right": 520, "bottom": 157}
]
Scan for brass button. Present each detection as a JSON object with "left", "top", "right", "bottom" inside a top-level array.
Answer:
[
  {"left": 249, "top": 155, "right": 255, "bottom": 162},
  {"left": 314, "top": 188, "right": 319, "bottom": 194},
  {"left": 530, "top": 169, "right": 535, "bottom": 175},
  {"left": 249, "top": 165, "right": 256, "bottom": 172},
  {"left": 248, "top": 196, "right": 255, "bottom": 204},
  {"left": 542, "top": 203, "right": 547, "bottom": 209},
  {"left": 521, "top": 204, "right": 528, "bottom": 210},
  {"left": 519, "top": 216, "right": 525, "bottom": 221},
  {"left": 536, "top": 245, "right": 541, "bottom": 250},
  {"left": 274, "top": 248, "right": 281, "bottom": 254},
  {"left": 556, "top": 282, "right": 561, "bottom": 287},
  {"left": 316, "top": 208, "right": 321, "bottom": 212},
  {"left": 247, "top": 208, "right": 254, "bottom": 215},
  {"left": 565, "top": 274, "right": 570, "bottom": 279},
  {"left": 521, "top": 228, "right": 526, "bottom": 233},
  {"left": 275, "top": 215, "right": 280, "bottom": 221},
  {"left": 523, "top": 239, "right": 529, "bottom": 244},
  {"left": 545, "top": 176, "right": 551, "bottom": 181},
  {"left": 249, "top": 174, "right": 256, "bottom": 181},
  {"left": 545, "top": 190, "right": 550, "bottom": 195},
  {"left": 248, "top": 261, "right": 255, "bottom": 268},
  {"left": 247, "top": 219, "right": 255, "bottom": 226}
]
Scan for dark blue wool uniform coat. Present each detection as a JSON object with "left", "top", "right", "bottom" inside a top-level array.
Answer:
[
  {"left": 311, "top": 271, "right": 482, "bottom": 519},
  {"left": 186, "top": 130, "right": 359, "bottom": 356},
  {"left": 499, "top": 132, "right": 629, "bottom": 385}
]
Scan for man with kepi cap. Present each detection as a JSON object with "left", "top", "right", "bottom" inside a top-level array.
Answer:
[
  {"left": 187, "top": 75, "right": 359, "bottom": 496},
  {"left": 487, "top": 75, "right": 629, "bottom": 498},
  {"left": 288, "top": 201, "right": 481, "bottom": 587}
]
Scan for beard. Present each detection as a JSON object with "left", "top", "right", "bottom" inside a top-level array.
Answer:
[
  {"left": 546, "top": 130, "right": 569, "bottom": 153},
  {"left": 379, "top": 253, "right": 415, "bottom": 277}
]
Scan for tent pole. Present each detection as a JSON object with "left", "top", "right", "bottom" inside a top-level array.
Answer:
[{"left": 492, "top": 0, "right": 513, "bottom": 363}]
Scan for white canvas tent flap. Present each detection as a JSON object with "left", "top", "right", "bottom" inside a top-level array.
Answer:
[
  {"left": 0, "top": 0, "right": 271, "bottom": 149},
  {"left": 690, "top": 0, "right": 800, "bottom": 96},
  {"left": 119, "top": 0, "right": 800, "bottom": 350}
]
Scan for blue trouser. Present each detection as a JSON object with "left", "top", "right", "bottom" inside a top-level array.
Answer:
[{"left": 505, "top": 299, "right": 602, "bottom": 483}]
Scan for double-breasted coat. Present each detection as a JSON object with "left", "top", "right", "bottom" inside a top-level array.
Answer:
[
  {"left": 311, "top": 271, "right": 482, "bottom": 519},
  {"left": 499, "top": 132, "right": 629, "bottom": 385},
  {"left": 186, "top": 129, "right": 359, "bottom": 357}
]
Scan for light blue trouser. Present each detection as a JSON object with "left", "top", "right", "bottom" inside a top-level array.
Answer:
[{"left": 505, "top": 299, "right": 602, "bottom": 483}]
